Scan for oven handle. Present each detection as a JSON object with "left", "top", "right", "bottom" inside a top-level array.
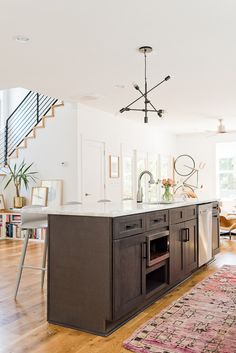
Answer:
[{"left": 142, "top": 242, "right": 147, "bottom": 259}]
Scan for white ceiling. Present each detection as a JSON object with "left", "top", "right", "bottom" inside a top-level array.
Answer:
[{"left": 1, "top": 0, "right": 236, "bottom": 133}]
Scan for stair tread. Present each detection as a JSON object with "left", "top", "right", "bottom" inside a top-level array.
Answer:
[
  {"left": 34, "top": 122, "right": 45, "bottom": 129},
  {"left": 34, "top": 126, "right": 44, "bottom": 129},
  {"left": 53, "top": 102, "right": 64, "bottom": 107}
]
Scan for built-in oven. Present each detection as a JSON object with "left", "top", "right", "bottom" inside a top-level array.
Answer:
[{"left": 146, "top": 230, "right": 170, "bottom": 267}]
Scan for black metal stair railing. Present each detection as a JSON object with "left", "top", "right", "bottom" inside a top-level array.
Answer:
[{"left": 1, "top": 91, "right": 58, "bottom": 165}]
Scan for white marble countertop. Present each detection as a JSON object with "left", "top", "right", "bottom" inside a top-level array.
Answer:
[{"left": 17, "top": 198, "right": 218, "bottom": 218}]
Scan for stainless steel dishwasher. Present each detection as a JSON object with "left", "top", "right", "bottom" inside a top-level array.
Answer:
[{"left": 198, "top": 203, "right": 213, "bottom": 267}]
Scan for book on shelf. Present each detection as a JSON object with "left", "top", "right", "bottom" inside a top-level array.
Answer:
[
  {"left": 0, "top": 212, "right": 45, "bottom": 241},
  {"left": 21, "top": 228, "right": 46, "bottom": 240},
  {"left": 6, "top": 223, "right": 21, "bottom": 238},
  {"left": 10, "top": 214, "right": 21, "bottom": 223}
]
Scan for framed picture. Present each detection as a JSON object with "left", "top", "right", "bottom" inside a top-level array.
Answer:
[
  {"left": 31, "top": 187, "right": 48, "bottom": 207},
  {"left": 41, "top": 180, "right": 63, "bottom": 207},
  {"left": 0, "top": 194, "right": 6, "bottom": 210},
  {"left": 109, "top": 155, "right": 120, "bottom": 178}
]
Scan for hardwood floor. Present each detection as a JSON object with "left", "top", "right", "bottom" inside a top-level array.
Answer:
[{"left": 0, "top": 238, "right": 235, "bottom": 353}]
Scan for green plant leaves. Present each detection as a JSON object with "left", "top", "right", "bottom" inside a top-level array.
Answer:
[{"left": 3, "top": 160, "right": 38, "bottom": 196}]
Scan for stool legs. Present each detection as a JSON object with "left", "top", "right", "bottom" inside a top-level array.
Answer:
[
  {"left": 41, "top": 229, "right": 48, "bottom": 290},
  {"left": 14, "top": 230, "right": 30, "bottom": 300}
]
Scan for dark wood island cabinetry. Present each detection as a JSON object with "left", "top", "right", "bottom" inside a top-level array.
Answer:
[
  {"left": 169, "top": 206, "right": 198, "bottom": 285},
  {"left": 47, "top": 201, "right": 219, "bottom": 336}
]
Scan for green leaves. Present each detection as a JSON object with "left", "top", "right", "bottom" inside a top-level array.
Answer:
[{"left": 3, "top": 161, "right": 38, "bottom": 197}]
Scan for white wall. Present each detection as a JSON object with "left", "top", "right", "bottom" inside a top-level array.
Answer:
[
  {"left": 77, "top": 103, "right": 177, "bottom": 202},
  {"left": 7, "top": 88, "right": 29, "bottom": 116},
  {"left": 176, "top": 132, "right": 236, "bottom": 200},
  {"left": 2, "top": 102, "right": 78, "bottom": 208},
  {"left": 1, "top": 101, "right": 177, "bottom": 207},
  {"left": 0, "top": 87, "right": 29, "bottom": 129}
]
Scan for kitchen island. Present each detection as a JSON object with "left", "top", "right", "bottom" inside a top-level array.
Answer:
[{"left": 26, "top": 199, "right": 220, "bottom": 335}]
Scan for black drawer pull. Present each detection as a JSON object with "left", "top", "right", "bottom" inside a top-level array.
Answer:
[
  {"left": 153, "top": 218, "right": 162, "bottom": 223},
  {"left": 125, "top": 223, "right": 138, "bottom": 230},
  {"left": 186, "top": 228, "right": 190, "bottom": 241}
]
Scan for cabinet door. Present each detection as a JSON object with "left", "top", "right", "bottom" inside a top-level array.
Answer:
[
  {"left": 113, "top": 234, "right": 146, "bottom": 320},
  {"left": 183, "top": 219, "right": 197, "bottom": 275},
  {"left": 212, "top": 214, "right": 220, "bottom": 255},
  {"left": 169, "top": 223, "right": 185, "bottom": 284}
]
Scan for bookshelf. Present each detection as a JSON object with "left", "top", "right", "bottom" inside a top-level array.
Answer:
[{"left": 0, "top": 211, "right": 45, "bottom": 241}]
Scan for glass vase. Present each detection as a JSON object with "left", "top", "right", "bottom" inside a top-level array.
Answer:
[{"left": 162, "top": 186, "right": 173, "bottom": 203}]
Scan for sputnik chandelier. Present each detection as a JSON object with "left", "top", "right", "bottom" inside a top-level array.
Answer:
[{"left": 119, "top": 46, "right": 171, "bottom": 123}]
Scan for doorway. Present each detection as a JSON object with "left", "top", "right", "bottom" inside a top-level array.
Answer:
[{"left": 82, "top": 139, "right": 106, "bottom": 204}]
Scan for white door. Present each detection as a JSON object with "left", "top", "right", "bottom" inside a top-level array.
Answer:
[{"left": 82, "top": 139, "right": 105, "bottom": 203}]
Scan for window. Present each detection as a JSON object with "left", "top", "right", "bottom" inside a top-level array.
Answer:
[
  {"left": 147, "top": 153, "right": 159, "bottom": 202},
  {"left": 122, "top": 155, "right": 134, "bottom": 200},
  {"left": 136, "top": 151, "right": 148, "bottom": 202},
  {"left": 216, "top": 142, "right": 236, "bottom": 200}
]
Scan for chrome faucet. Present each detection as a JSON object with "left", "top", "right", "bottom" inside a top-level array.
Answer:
[{"left": 137, "top": 170, "right": 156, "bottom": 203}]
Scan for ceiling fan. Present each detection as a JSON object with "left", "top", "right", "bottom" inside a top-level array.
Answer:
[{"left": 207, "top": 118, "right": 236, "bottom": 135}]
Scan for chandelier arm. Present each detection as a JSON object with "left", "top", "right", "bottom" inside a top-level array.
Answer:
[
  {"left": 119, "top": 77, "right": 169, "bottom": 113},
  {"left": 145, "top": 77, "right": 170, "bottom": 96},
  {"left": 136, "top": 87, "right": 159, "bottom": 114},
  {"left": 128, "top": 108, "right": 161, "bottom": 113}
]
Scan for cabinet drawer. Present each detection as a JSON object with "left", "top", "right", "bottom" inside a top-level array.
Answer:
[
  {"left": 170, "top": 206, "right": 196, "bottom": 224},
  {"left": 184, "top": 205, "right": 197, "bottom": 220},
  {"left": 169, "top": 208, "right": 184, "bottom": 224},
  {"left": 113, "top": 214, "right": 145, "bottom": 239},
  {"left": 146, "top": 210, "right": 168, "bottom": 231}
]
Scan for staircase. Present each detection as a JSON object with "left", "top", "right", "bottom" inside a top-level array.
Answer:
[{"left": 0, "top": 91, "right": 64, "bottom": 166}]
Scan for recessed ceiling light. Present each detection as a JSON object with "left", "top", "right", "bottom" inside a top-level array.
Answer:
[
  {"left": 13, "top": 35, "right": 30, "bottom": 43},
  {"left": 80, "top": 94, "right": 103, "bottom": 101}
]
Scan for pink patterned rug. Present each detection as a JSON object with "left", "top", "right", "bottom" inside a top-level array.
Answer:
[{"left": 124, "top": 265, "right": 236, "bottom": 353}]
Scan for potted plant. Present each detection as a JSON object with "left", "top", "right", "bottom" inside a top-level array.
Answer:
[{"left": 3, "top": 161, "right": 38, "bottom": 208}]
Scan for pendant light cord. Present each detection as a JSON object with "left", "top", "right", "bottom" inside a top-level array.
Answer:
[
  {"left": 144, "top": 48, "right": 148, "bottom": 123},
  {"left": 144, "top": 49, "right": 147, "bottom": 86}
]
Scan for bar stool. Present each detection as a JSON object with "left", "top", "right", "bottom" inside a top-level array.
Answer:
[{"left": 14, "top": 206, "right": 48, "bottom": 299}]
